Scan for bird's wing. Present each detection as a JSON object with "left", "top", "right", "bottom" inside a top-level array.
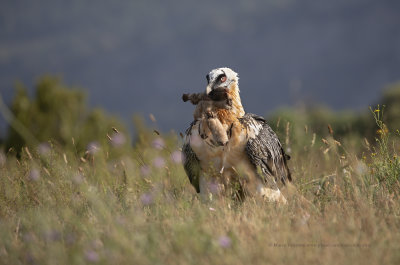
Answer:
[
  {"left": 182, "top": 121, "right": 201, "bottom": 193},
  {"left": 239, "top": 113, "right": 291, "bottom": 188}
]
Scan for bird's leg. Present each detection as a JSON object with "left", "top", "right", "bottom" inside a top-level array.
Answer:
[
  {"left": 220, "top": 143, "right": 229, "bottom": 174},
  {"left": 220, "top": 154, "right": 225, "bottom": 174}
]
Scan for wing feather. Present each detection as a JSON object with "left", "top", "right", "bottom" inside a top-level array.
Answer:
[
  {"left": 240, "top": 113, "right": 292, "bottom": 187},
  {"left": 182, "top": 122, "right": 201, "bottom": 193}
]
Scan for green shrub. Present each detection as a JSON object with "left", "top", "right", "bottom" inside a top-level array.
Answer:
[{"left": 4, "top": 77, "right": 128, "bottom": 155}]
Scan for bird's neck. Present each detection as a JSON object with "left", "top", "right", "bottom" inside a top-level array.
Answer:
[{"left": 217, "top": 83, "right": 245, "bottom": 124}]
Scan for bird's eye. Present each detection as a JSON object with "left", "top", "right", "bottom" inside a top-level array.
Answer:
[{"left": 220, "top": 75, "right": 227, "bottom": 82}]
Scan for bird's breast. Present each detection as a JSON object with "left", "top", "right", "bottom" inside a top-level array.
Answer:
[
  {"left": 188, "top": 120, "right": 249, "bottom": 172},
  {"left": 189, "top": 122, "right": 224, "bottom": 162}
]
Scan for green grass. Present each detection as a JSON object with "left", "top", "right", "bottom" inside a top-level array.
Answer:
[{"left": 0, "top": 115, "right": 399, "bottom": 265}]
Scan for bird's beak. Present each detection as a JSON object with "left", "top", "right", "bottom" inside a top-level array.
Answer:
[{"left": 206, "top": 84, "right": 213, "bottom": 95}]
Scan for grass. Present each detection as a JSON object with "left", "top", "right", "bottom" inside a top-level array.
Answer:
[{"left": 0, "top": 112, "right": 399, "bottom": 265}]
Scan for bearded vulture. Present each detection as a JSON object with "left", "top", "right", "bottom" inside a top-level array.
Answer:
[{"left": 182, "top": 67, "right": 291, "bottom": 203}]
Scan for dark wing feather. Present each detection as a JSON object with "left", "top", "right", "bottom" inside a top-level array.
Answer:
[
  {"left": 240, "top": 113, "right": 291, "bottom": 188},
  {"left": 182, "top": 122, "right": 201, "bottom": 193}
]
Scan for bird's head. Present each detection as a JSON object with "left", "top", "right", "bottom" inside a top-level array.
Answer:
[
  {"left": 205, "top": 67, "right": 244, "bottom": 118},
  {"left": 205, "top": 67, "right": 239, "bottom": 98}
]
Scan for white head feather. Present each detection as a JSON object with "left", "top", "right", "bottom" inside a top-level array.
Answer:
[{"left": 206, "top": 67, "right": 239, "bottom": 94}]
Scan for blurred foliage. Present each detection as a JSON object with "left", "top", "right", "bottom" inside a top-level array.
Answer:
[
  {"left": 367, "top": 105, "right": 400, "bottom": 193},
  {"left": 266, "top": 82, "right": 400, "bottom": 155},
  {"left": 266, "top": 106, "right": 371, "bottom": 154},
  {"left": 3, "top": 76, "right": 129, "bottom": 155},
  {"left": 381, "top": 82, "right": 400, "bottom": 132},
  {"left": 2, "top": 77, "right": 400, "bottom": 159}
]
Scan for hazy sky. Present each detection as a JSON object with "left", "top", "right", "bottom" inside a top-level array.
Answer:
[{"left": 1, "top": 0, "right": 399, "bottom": 137}]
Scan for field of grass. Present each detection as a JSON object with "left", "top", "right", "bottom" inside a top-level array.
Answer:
[{"left": 0, "top": 111, "right": 399, "bottom": 265}]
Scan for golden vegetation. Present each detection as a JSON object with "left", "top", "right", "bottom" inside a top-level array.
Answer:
[{"left": 0, "top": 78, "right": 399, "bottom": 264}]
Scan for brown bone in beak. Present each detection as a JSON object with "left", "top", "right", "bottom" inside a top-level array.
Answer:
[{"left": 208, "top": 88, "right": 229, "bottom": 101}]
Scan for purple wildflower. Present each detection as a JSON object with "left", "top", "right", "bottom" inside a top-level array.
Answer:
[
  {"left": 140, "top": 165, "right": 151, "bottom": 177},
  {"left": 110, "top": 132, "right": 126, "bottom": 147},
  {"left": 37, "top": 142, "right": 51, "bottom": 156},
  {"left": 170, "top": 150, "right": 182, "bottom": 164},
  {"left": 153, "top": 157, "right": 166, "bottom": 168},
  {"left": 87, "top": 142, "right": 100, "bottom": 155},
  {"left": 152, "top": 138, "right": 165, "bottom": 150},
  {"left": 84, "top": 250, "right": 100, "bottom": 262},
  {"left": 140, "top": 193, "right": 153, "bottom": 206},
  {"left": 218, "top": 235, "right": 232, "bottom": 248},
  {"left": 29, "top": 169, "right": 40, "bottom": 181},
  {"left": 208, "top": 182, "right": 220, "bottom": 194}
]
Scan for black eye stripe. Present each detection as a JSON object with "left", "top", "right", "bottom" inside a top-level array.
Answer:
[
  {"left": 217, "top": 74, "right": 226, "bottom": 82},
  {"left": 206, "top": 74, "right": 210, "bottom": 83}
]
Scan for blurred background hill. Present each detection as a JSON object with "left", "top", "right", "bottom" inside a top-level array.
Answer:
[{"left": 1, "top": 0, "right": 400, "bottom": 138}]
